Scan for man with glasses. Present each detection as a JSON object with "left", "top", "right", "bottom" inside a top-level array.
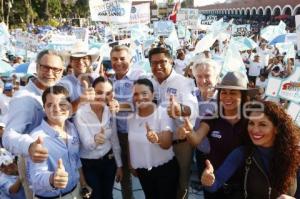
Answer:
[
  {"left": 148, "top": 47, "right": 198, "bottom": 199},
  {"left": 2, "top": 49, "right": 65, "bottom": 199},
  {"left": 59, "top": 41, "right": 99, "bottom": 112}
]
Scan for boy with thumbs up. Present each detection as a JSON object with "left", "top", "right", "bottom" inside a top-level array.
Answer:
[{"left": 27, "top": 86, "right": 89, "bottom": 199}]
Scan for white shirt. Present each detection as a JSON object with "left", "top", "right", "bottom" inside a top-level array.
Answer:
[
  {"left": 248, "top": 61, "right": 263, "bottom": 77},
  {"left": 128, "top": 106, "right": 174, "bottom": 169},
  {"left": 174, "top": 59, "right": 188, "bottom": 75},
  {"left": 151, "top": 70, "right": 199, "bottom": 134},
  {"left": 257, "top": 48, "right": 271, "bottom": 66},
  {"left": 256, "top": 78, "right": 268, "bottom": 89},
  {"left": 74, "top": 104, "right": 122, "bottom": 167}
]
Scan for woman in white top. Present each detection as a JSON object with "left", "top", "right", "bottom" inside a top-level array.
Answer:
[
  {"left": 74, "top": 76, "right": 122, "bottom": 199},
  {"left": 128, "top": 78, "right": 179, "bottom": 199}
]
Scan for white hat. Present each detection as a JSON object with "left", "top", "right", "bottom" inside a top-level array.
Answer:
[
  {"left": 0, "top": 148, "right": 15, "bottom": 166},
  {"left": 65, "top": 41, "right": 100, "bottom": 64}
]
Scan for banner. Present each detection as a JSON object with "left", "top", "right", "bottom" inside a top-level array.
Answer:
[
  {"left": 296, "top": 15, "right": 300, "bottom": 56},
  {"left": 130, "top": 3, "right": 150, "bottom": 24},
  {"left": 200, "top": 15, "right": 217, "bottom": 25},
  {"left": 72, "top": 27, "right": 89, "bottom": 43},
  {"left": 265, "top": 67, "right": 300, "bottom": 103},
  {"left": 287, "top": 102, "right": 300, "bottom": 127},
  {"left": 177, "top": 8, "right": 198, "bottom": 28},
  {"left": 89, "top": 0, "right": 132, "bottom": 23},
  {"left": 232, "top": 24, "right": 251, "bottom": 37},
  {"left": 153, "top": 21, "right": 174, "bottom": 37}
]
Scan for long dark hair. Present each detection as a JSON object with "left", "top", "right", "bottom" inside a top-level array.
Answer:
[{"left": 246, "top": 101, "right": 300, "bottom": 193}]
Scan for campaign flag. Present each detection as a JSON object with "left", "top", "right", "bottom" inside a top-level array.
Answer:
[
  {"left": 260, "top": 21, "right": 287, "bottom": 42},
  {"left": 89, "top": 0, "right": 132, "bottom": 23}
]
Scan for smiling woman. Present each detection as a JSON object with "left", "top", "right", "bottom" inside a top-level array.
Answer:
[{"left": 201, "top": 100, "right": 300, "bottom": 198}]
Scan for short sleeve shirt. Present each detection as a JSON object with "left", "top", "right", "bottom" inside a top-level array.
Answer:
[{"left": 203, "top": 117, "right": 245, "bottom": 169}]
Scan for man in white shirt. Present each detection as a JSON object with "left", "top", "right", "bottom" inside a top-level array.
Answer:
[
  {"left": 148, "top": 47, "right": 198, "bottom": 199},
  {"left": 248, "top": 54, "right": 263, "bottom": 85}
]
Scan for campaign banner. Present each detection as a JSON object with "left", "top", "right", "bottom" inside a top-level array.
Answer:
[
  {"left": 130, "top": 3, "right": 150, "bottom": 24},
  {"left": 15, "top": 31, "right": 45, "bottom": 52},
  {"left": 295, "top": 15, "right": 300, "bottom": 56},
  {"left": 177, "top": 8, "right": 198, "bottom": 28},
  {"left": 72, "top": 27, "right": 89, "bottom": 43},
  {"left": 47, "top": 34, "right": 77, "bottom": 51},
  {"left": 153, "top": 21, "right": 174, "bottom": 37},
  {"left": 0, "top": 22, "right": 10, "bottom": 45},
  {"left": 200, "top": 15, "right": 217, "bottom": 25},
  {"left": 287, "top": 102, "right": 300, "bottom": 127},
  {"left": 232, "top": 24, "right": 251, "bottom": 37},
  {"left": 89, "top": 0, "right": 132, "bottom": 23},
  {"left": 265, "top": 67, "right": 300, "bottom": 103}
]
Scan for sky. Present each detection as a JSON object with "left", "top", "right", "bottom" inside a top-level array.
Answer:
[{"left": 194, "top": 0, "right": 227, "bottom": 7}]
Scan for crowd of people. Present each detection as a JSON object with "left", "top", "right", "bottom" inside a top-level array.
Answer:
[{"left": 0, "top": 15, "right": 300, "bottom": 199}]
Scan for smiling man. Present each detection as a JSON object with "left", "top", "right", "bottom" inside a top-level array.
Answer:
[
  {"left": 2, "top": 49, "right": 65, "bottom": 199},
  {"left": 148, "top": 47, "right": 198, "bottom": 199}
]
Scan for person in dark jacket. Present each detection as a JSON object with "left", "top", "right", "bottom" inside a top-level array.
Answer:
[{"left": 201, "top": 100, "right": 300, "bottom": 199}]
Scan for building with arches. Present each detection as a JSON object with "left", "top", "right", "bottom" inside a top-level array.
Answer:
[{"left": 196, "top": 1, "right": 300, "bottom": 18}]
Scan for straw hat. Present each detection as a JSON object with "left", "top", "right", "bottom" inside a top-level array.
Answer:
[{"left": 65, "top": 41, "right": 100, "bottom": 64}]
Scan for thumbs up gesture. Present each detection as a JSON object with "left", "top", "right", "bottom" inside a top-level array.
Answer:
[
  {"left": 201, "top": 160, "right": 215, "bottom": 187},
  {"left": 167, "top": 95, "right": 181, "bottom": 119},
  {"left": 108, "top": 98, "right": 120, "bottom": 113},
  {"left": 52, "top": 159, "right": 69, "bottom": 189},
  {"left": 177, "top": 117, "right": 193, "bottom": 139},
  {"left": 94, "top": 127, "right": 105, "bottom": 145},
  {"left": 29, "top": 136, "right": 49, "bottom": 163},
  {"left": 145, "top": 123, "right": 159, "bottom": 144},
  {"left": 80, "top": 80, "right": 95, "bottom": 103}
]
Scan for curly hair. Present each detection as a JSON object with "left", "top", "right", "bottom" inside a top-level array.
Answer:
[{"left": 247, "top": 101, "right": 300, "bottom": 194}]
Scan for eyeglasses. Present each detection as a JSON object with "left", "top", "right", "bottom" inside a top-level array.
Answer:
[
  {"left": 150, "top": 60, "right": 169, "bottom": 67},
  {"left": 39, "top": 64, "right": 63, "bottom": 74}
]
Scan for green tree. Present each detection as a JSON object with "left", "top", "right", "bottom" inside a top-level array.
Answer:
[
  {"left": 74, "top": 0, "right": 90, "bottom": 18},
  {"left": 48, "top": 0, "right": 62, "bottom": 18}
]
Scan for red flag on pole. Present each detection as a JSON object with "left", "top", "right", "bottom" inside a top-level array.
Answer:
[{"left": 168, "top": 1, "right": 181, "bottom": 23}]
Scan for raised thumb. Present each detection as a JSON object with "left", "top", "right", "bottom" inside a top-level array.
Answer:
[
  {"left": 145, "top": 122, "right": 151, "bottom": 132},
  {"left": 36, "top": 136, "right": 43, "bottom": 145},
  {"left": 169, "top": 95, "right": 175, "bottom": 104},
  {"left": 57, "top": 158, "right": 65, "bottom": 171},
  {"left": 100, "top": 127, "right": 105, "bottom": 134},
  {"left": 82, "top": 80, "right": 89, "bottom": 90},
  {"left": 205, "top": 160, "right": 214, "bottom": 173}
]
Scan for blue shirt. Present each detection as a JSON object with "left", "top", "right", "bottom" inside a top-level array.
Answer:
[
  {"left": 59, "top": 74, "right": 83, "bottom": 102},
  {"left": 194, "top": 88, "right": 218, "bottom": 153},
  {"left": 3, "top": 79, "right": 45, "bottom": 156},
  {"left": 0, "top": 173, "right": 25, "bottom": 199},
  {"left": 110, "top": 69, "right": 142, "bottom": 133},
  {"left": 27, "top": 120, "right": 81, "bottom": 197},
  {"left": 206, "top": 146, "right": 273, "bottom": 192}
]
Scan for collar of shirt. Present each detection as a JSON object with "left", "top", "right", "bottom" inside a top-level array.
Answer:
[
  {"left": 39, "top": 119, "right": 73, "bottom": 139},
  {"left": 153, "top": 69, "right": 177, "bottom": 86},
  {"left": 27, "top": 79, "right": 43, "bottom": 97},
  {"left": 111, "top": 68, "right": 136, "bottom": 82}
]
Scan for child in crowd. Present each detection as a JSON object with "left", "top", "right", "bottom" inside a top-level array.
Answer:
[{"left": 0, "top": 148, "right": 25, "bottom": 199}]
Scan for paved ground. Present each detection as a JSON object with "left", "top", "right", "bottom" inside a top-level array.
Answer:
[{"left": 113, "top": 161, "right": 204, "bottom": 199}]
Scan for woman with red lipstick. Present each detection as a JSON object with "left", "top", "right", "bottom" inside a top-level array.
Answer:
[
  {"left": 201, "top": 101, "right": 300, "bottom": 199},
  {"left": 179, "top": 71, "right": 251, "bottom": 198}
]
